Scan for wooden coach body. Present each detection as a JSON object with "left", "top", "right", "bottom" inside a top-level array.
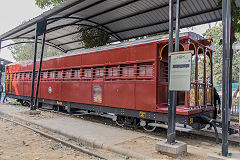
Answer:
[{"left": 5, "top": 32, "right": 215, "bottom": 123}]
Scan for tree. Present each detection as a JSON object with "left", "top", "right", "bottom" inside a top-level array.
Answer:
[
  {"left": 204, "top": 25, "right": 240, "bottom": 84},
  {"left": 75, "top": 26, "right": 109, "bottom": 49},
  {"left": 9, "top": 39, "right": 63, "bottom": 62},
  {"left": 35, "top": 0, "right": 65, "bottom": 9},
  {"left": 219, "top": 0, "right": 240, "bottom": 106}
]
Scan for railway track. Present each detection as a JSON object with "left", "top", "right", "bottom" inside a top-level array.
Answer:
[
  {"left": 0, "top": 114, "right": 109, "bottom": 160},
  {"left": 38, "top": 107, "right": 239, "bottom": 146}
]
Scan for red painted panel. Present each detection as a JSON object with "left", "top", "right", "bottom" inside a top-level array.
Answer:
[
  {"left": 104, "top": 82, "right": 135, "bottom": 109},
  {"left": 13, "top": 81, "right": 24, "bottom": 96},
  {"left": 104, "top": 48, "right": 130, "bottom": 64},
  {"left": 8, "top": 81, "right": 15, "bottom": 94},
  {"left": 11, "top": 81, "right": 17, "bottom": 95},
  {"left": 60, "top": 54, "right": 82, "bottom": 68},
  {"left": 135, "top": 83, "right": 156, "bottom": 112},
  {"left": 42, "top": 58, "right": 61, "bottom": 70},
  {"left": 61, "top": 81, "right": 92, "bottom": 104},
  {"left": 39, "top": 81, "right": 61, "bottom": 100},
  {"left": 81, "top": 51, "right": 108, "bottom": 66},
  {"left": 23, "top": 81, "right": 33, "bottom": 97},
  {"left": 129, "top": 44, "right": 156, "bottom": 62},
  {"left": 81, "top": 43, "right": 156, "bottom": 66}
]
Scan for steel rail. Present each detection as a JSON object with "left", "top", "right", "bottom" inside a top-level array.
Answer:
[
  {"left": 37, "top": 107, "right": 239, "bottom": 146},
  {"left": 0, "top": 115, "right": 108, "bottom": 160}
]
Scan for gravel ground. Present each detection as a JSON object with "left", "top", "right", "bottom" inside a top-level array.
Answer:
[
  {"left": 0, "top": 103, "right": 239, "bottom": 160},
  {"left": 0, "top": 118, "right": 98, "bottom": 160}
]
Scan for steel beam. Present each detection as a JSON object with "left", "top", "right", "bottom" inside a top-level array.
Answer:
[
  {"left": 45, "top": 6, "right": 221, "bottom": 44},
  {"left": 167, "top": 0, "right": 180, "bottom": 145},
  {"left": 0, "top": 0, "right": 86, "bottom": 41},
  {"left": 9, "top": 0, "right": 107, "bottom": 41},
  {"left": 34, "top": 32, "right": 46, "bottom": 107},
  {"left": 30, "top": 21, "right": 47, "bottom": 110},
  {"left": 0, "top": 39, "right": 1, "bottom": 84},
  {"left": 46, "top": 17, "right": 122, "bottom": 41},
  {"left": 222, "top": 0, "right": 231, "bottom": 157},
  {"left": 66, "top": 47, "right": 84, "bottom": 52},
  {"left": 114, "top": 7, "right": 221, "bottom": 34},
  {"left": 0, "top": 41, "right": 66, "bottom": 53},
  {"left": 30, "top": 25, "right": 39, "bottom": 110},
  {"left": 167, "top": 0, "right": 175, "bottom": 144},
  {"left": 175, "top": 0, "right": 180, "bottom": 52}
]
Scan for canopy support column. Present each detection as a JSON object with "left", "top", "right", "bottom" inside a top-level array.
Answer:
[
  {"left": 167, "top": 0, "right": 176, "bottom": 144},
  {"left": 0, "top": 39, "right": 2, "bottom": 52},
  {"left": 30, "top": 25, "right": 39, "bottom": 110},
  {"left": 30, "top": 20, "right": 47, "bottom": 110},
  {"left": 34, "top": 31, "right": 46, "bottom": 107},
  {"left": 167, "top": 0, "right": 180, "bottom": 144},
  {"left": 0, "top": 39, "right": 2, "bottom": 84},
  {"left": 222, "top": 0, "right": 231, "bottom": 157}
]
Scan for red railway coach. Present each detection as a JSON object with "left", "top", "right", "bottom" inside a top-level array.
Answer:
[{"left": 5, "top": 32, "right": 215, "bottom": 131}]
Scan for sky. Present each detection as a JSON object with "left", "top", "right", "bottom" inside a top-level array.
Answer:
[
  {"left": 0, "top": 0, "right": 48, "bottom": 62},
  {"left": 0, "top": 0, "right": 219, "bottom": 62}
]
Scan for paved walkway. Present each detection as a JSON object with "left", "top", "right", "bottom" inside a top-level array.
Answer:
[
  {"left": 0, "top": 104, "right": 162, "bottom": 159},
  {"left": 0, "top": 104, "right": 144, "bottom": 145}
]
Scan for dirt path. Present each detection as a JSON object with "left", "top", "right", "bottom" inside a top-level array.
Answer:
[{"left": 0, "top": 118, "right": 97, "bottom": 160}]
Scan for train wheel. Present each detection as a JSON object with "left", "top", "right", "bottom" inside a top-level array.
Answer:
[
  {"left": 190, "top": 123, "right": 207, "bottom": 130},
  {"left": 143, "top": 120, "right": 157, "bottom": 132},
  {"left": 116, "top": 116, "right": 125, "bottom": 127},
  {"left": 23, "top": 101, "right": 30, "bottom": 107},
  {"left": 58, "top": 106, "right": 64, "bottom": 112},
  {"left": 53, "top": 105, "right": 58, "bottom": 111}
]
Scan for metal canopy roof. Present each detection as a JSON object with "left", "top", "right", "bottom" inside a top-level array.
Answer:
[{"left": 0, "top": 0, "right": 222, "bottom": 53}]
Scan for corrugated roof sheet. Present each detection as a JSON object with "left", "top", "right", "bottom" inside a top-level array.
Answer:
[{"left": 0, "top": 0, "right": 222, "bottom": 53}]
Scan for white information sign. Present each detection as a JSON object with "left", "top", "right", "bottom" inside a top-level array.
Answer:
[{"left": 169, "top": 51, "right": 192, "bottom": 91}]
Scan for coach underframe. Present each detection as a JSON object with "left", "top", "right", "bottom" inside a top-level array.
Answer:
[{"left": 7, "top": 93, "right": 213, "bottom": 127}]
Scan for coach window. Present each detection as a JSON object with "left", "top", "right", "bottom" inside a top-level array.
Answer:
[
  {"left": 197, "top": 47, "right": 204, "bottom": 105},
  {"left": 83, "top": 68, "right": 91, "bottom": 78},
  {"left": 197, "top": 48, "right": 204, "bottom": 83},
  {"left": 189, "top": 43, "right": 197, "bottom": 106},
  {"left": 138, "top": 63, "right": 153, "bottom": 78},
  {"left": 19, "top": 73, "right": 22, "bottom": 80},
  {"left": 56, "top": 70, "right": 62, "bottom": 79},
  {"left": 72, "top": 69, "right": 81, "bottom": 78},
  {"left": 29, "top": 72, "right": 32, "bottom": 79},
  {"left": 94, "top": 68, "right": 104, "bottom": 80},
  {"left": 121, "top": 64, "right": 134, "bottom": 77},
  {"left": 206, "top": 52, "right": 211, "bottom": 83},
  {"left": 26, "top": 72, "right": 29, "bottom": 80},
  {"left": 43, "top": 71, "right": 48, "bottom": 79},
  {"left": 23, "top": 73, "right": 26, "bottom": 79},
  {"left": 107, "top": 66, "right": 118, "bottom": 78},
  {"left": 34, "top": 72, "right": 38, "bottom": 80},
  {"left": 63, "top": 70, "right": 71, "bottom": 79},
  {"left": 49, "top": 71, "right": 55, "bottom": 79},
  {"left": 189, "top": 43, "right": 197, "bottom": 82},
  {"left": 206, "top": 51, "right": 212, "bottom": 104}
]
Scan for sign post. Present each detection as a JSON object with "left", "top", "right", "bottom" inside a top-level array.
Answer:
[{"left": 169, "top": 51, "right": 193, "bottom": 91}]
